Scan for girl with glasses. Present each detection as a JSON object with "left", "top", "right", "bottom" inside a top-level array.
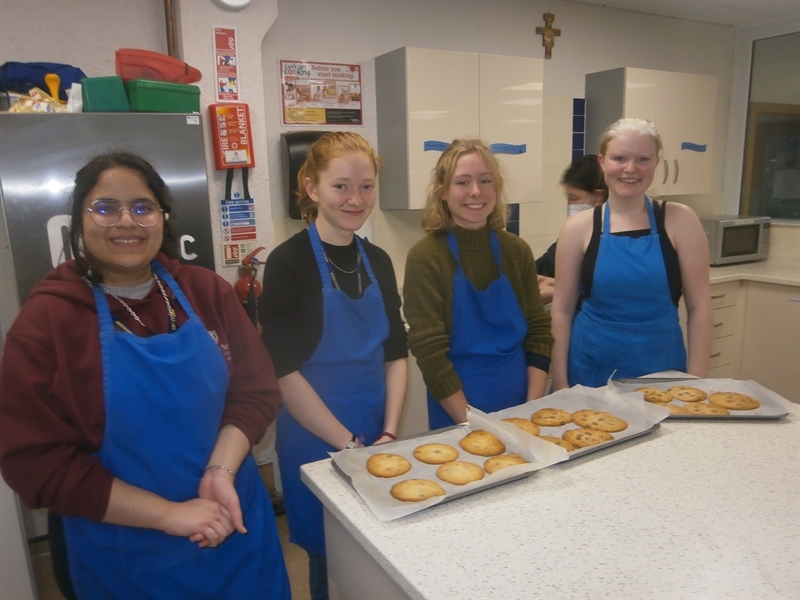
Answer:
[{"left": 0, "top": 152, "right": 290, "bottom": 600}]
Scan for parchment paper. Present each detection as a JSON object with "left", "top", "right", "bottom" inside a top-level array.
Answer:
[
  {"left": 607, "top": 377, "right": 794, "bottom": 419},
  {"left": 489, "top": 383, "right": 670, "bottom": 458},
  {"left": 330, "top": 406, "right": 569, "bottom": 522}
]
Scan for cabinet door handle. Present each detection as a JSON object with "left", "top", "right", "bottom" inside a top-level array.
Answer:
[
  {"left": 711, "top": 293, "right": 725, "bottom": 299},
  {"left": 673, "top": 159, "right": 679, "bottom": 184},
  {"left": 713, "top": 322, "right": 723, "bottom": 328},
  {"left": 662, "top": 160, "right": 669, "bottom": 185},
  {"left": 710, "top": 352, "right": 722, "bottom": 358}
]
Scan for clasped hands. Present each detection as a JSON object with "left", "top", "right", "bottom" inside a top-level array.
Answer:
[{"left": 163, "top": 467, "right": 244, "bottom": 549}]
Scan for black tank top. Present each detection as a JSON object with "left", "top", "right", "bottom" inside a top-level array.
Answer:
[{"left": 581, "top": 200, "right": 682, "bottom": 306}]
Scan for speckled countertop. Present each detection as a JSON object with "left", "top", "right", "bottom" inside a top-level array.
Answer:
[
  {"left": 301, "top": 406, "right": 800, "bottom": 599},
  {"left": 708, "top": 256, "right": 799, "bottom": 286}
]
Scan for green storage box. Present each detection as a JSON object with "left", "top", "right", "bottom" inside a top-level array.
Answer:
[
  {"left": 124, "top": 79, "right": 200, "bottom": 113},
  {"left": 81, "top": 76, "right": 130, "bottom": 112}
]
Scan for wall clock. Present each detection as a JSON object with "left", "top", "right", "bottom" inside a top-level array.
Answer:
[{"left": 212, "top": 0, "right": 252, "bottom": 10}]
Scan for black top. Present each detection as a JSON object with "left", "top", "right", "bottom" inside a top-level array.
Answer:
[
  {"left": 259, "top": 229, "right": 408, "bottom": 378},
  {"left": 582, "top": 200, "right": 682, "bottom": 306},
  {"left": 535, "top": 242, "right": 557, "bottom": 278}
]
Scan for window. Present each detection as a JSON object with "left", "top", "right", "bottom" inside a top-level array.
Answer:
[{"left": 740, "top": 32, "right": 800, "bottom": 219}]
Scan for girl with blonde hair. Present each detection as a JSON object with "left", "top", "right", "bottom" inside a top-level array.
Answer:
[
  {"left": 404, "top": 139, "right": 553, "bottom": 429},
  {"left": 551, "top": 118, "right": 712, "bottom": 388},
  {"left": 259, "top": 132, "right": 407, "bottom": 599}
]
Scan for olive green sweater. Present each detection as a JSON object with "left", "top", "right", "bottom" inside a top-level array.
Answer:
[{"left": 403, "top": 226, "right": 553, "bottom": 401}]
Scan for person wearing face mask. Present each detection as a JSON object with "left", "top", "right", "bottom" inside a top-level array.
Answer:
[
  {"left": 259, "top": 132, "right": 407, "bottom": 600},
  {"left": 403, "top": 139, "right": 553, "bottom": 429},
  {"left": 536, "top": 155, "right": 607, "bottom": 304}
]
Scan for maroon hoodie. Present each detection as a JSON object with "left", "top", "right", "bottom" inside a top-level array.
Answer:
[{"left": 0, "top": 254, "right": 280, "bottom": 521}]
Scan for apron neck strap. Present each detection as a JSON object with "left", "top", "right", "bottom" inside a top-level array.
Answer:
[
  {"left": 602, "top": 196, "right": 657, "bottom": 235},
  {"left": 446, "top": 229, "right": 503, "bottom": 274}
]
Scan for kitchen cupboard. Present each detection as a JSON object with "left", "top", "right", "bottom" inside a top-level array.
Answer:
[
  {"left": 679, "top": 276, "right": 799, "bottom": 401},
  {"left": 741, "top": 282, "right": 800, "bottom": 401},
  {"left": 375, "top": 47, "right": 543, "bottom": 210},
  {"left": 707, "top": 281, "right": 745, "bottom": 377},
  {"left": 678, "top": 280, "right": 744, "bottom": 378},
  {"left": 585, "top": 67, "right": 717, "bottom": 196}
]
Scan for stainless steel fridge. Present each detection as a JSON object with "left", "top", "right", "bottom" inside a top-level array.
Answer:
[{"left": 0, "top": 112, "right": 215, "bottom": 305}]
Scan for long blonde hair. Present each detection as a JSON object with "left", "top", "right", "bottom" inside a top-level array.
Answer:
[
  {"left": 421, "top": 139, "right": 507, "bottom": 233},
  {"left": 296, "top": 132, "right": 381, "bottom": 224},
  {"left": 598, "top": 118, "right": 663, "bottom": 158}
]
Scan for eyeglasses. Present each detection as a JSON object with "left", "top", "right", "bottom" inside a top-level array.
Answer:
[{"left": 85, "top": 199, "right": 164, "bottom": 228}]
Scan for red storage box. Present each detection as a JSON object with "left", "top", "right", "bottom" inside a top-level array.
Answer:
[{"left": 115, "top": 48, "right": 201, "bottom": 84}]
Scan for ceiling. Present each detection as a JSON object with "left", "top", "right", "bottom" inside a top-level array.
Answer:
[{"left": 558, "top": 0, "right": 800, "bottom": 28}]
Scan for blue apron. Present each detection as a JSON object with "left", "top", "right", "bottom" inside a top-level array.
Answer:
[
  {"left": 276, "top": 223, "right": 388, "bottom": 555},
  {"left": 62, "top": 261, "right": 290, "bottom": 600},
  {"left": 427, "top": 230, "right": 528, "bottom": 429},
  {"left": 568, "top": 197, "right": 687, "bottom": 387}
]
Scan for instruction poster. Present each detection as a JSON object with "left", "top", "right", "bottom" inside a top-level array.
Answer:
[
  {"left": 280, "top": 60, "right": 362, "bottom": 125},
  {"left": 220, "top": 195, "right": 258, "bottom": 266},
  {"left": 214, "top": 27, "right": 240, "bottom": 102}
]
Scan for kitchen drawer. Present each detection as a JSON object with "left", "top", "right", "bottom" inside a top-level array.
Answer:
[
  {"left": 711, "top": 305, "right": 739, "bottom": 339},
  {"left": 707, "top": 363, "right": 736, "bottom": 379},
  {"left": 709, "top": 335, "right": 735, "bottom": 370},
  {"left": 709, "top": 281, "right": 742, "bottom": 310}
]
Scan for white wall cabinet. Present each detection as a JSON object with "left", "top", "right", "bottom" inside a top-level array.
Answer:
[
  {"left": 585, "top": 67, "right": 717, "bottom": 196},
  {"left": 376, "top": 47, "right": 543, "bottom": 210}
]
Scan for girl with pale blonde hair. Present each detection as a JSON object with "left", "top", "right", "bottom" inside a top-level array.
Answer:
[
  {"left": 551, "top": 118, "right": 712, "bottom": 388},
  {"left": 404, "top": 138, "right": 553, "bottom": 429}
]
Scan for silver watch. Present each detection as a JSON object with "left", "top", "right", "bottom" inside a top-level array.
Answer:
[{"left": 345, "top": 435, "right": 357, "bottom": 450}]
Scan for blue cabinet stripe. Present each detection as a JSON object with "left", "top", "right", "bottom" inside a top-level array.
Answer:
[
  {"left": 680, "top": 142, "right": 707, "bottom": 152},
  {"left": 424, "top": 141, "right": 527, "bottom": 154}
]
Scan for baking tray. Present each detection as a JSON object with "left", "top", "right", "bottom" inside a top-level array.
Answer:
[
  {"left": 331, "top": 442, "right": 533, "bottom": 505},
  {"left": 490, "top": 385, "right": 668, "bottom": 459},
  {"left": 329, "top": 407, "right": 569, "bottom": 522},
  {"left": 608, "top": 377, "right": 792, "bottom": 420}
]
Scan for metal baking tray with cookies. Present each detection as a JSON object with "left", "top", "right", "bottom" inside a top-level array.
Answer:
[
  {"left": 488, "top": 385, "right": 669, "bottom": 459},
  {"left": 608, "top": 377, "right": 792, "bottom": 420},
  {"left": 330, "top": 408, "right": 569, "bottom": 522}
]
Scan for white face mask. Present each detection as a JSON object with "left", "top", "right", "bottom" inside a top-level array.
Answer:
[{"left": 567, "top": 192, "right": 595, "bottom": 217}]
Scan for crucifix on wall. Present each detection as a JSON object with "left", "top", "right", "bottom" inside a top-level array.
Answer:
[{"left": 536, "top": 12, "right": 561, "bottom": 59}]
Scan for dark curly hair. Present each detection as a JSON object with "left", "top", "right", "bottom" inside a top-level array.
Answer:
[{"left": 68, "top": 152, "right": 175, "bottom": 281}]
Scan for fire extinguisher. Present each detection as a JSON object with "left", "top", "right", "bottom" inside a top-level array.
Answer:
[{"left": 234, "top": 246, "right": 266, "bottom": 329}]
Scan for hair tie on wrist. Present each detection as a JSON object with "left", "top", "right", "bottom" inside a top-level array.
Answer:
[
  {"left": 205, "top": 465, "right": 235, "bottom": 479},
  {"left": 378, "top": 431, "right": 396, "bottom": 441}
]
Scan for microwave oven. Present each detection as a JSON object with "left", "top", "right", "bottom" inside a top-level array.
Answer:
[{"left": 700, "top": 215, "right": 770, "bottom": 266}]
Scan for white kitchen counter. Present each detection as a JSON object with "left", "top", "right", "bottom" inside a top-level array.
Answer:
[
  {"left": 301, "top": 406, "right": 800, "bottom": 599},
  {"left": 708, "top": 256, "right": 800, "bottom": 287}
]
